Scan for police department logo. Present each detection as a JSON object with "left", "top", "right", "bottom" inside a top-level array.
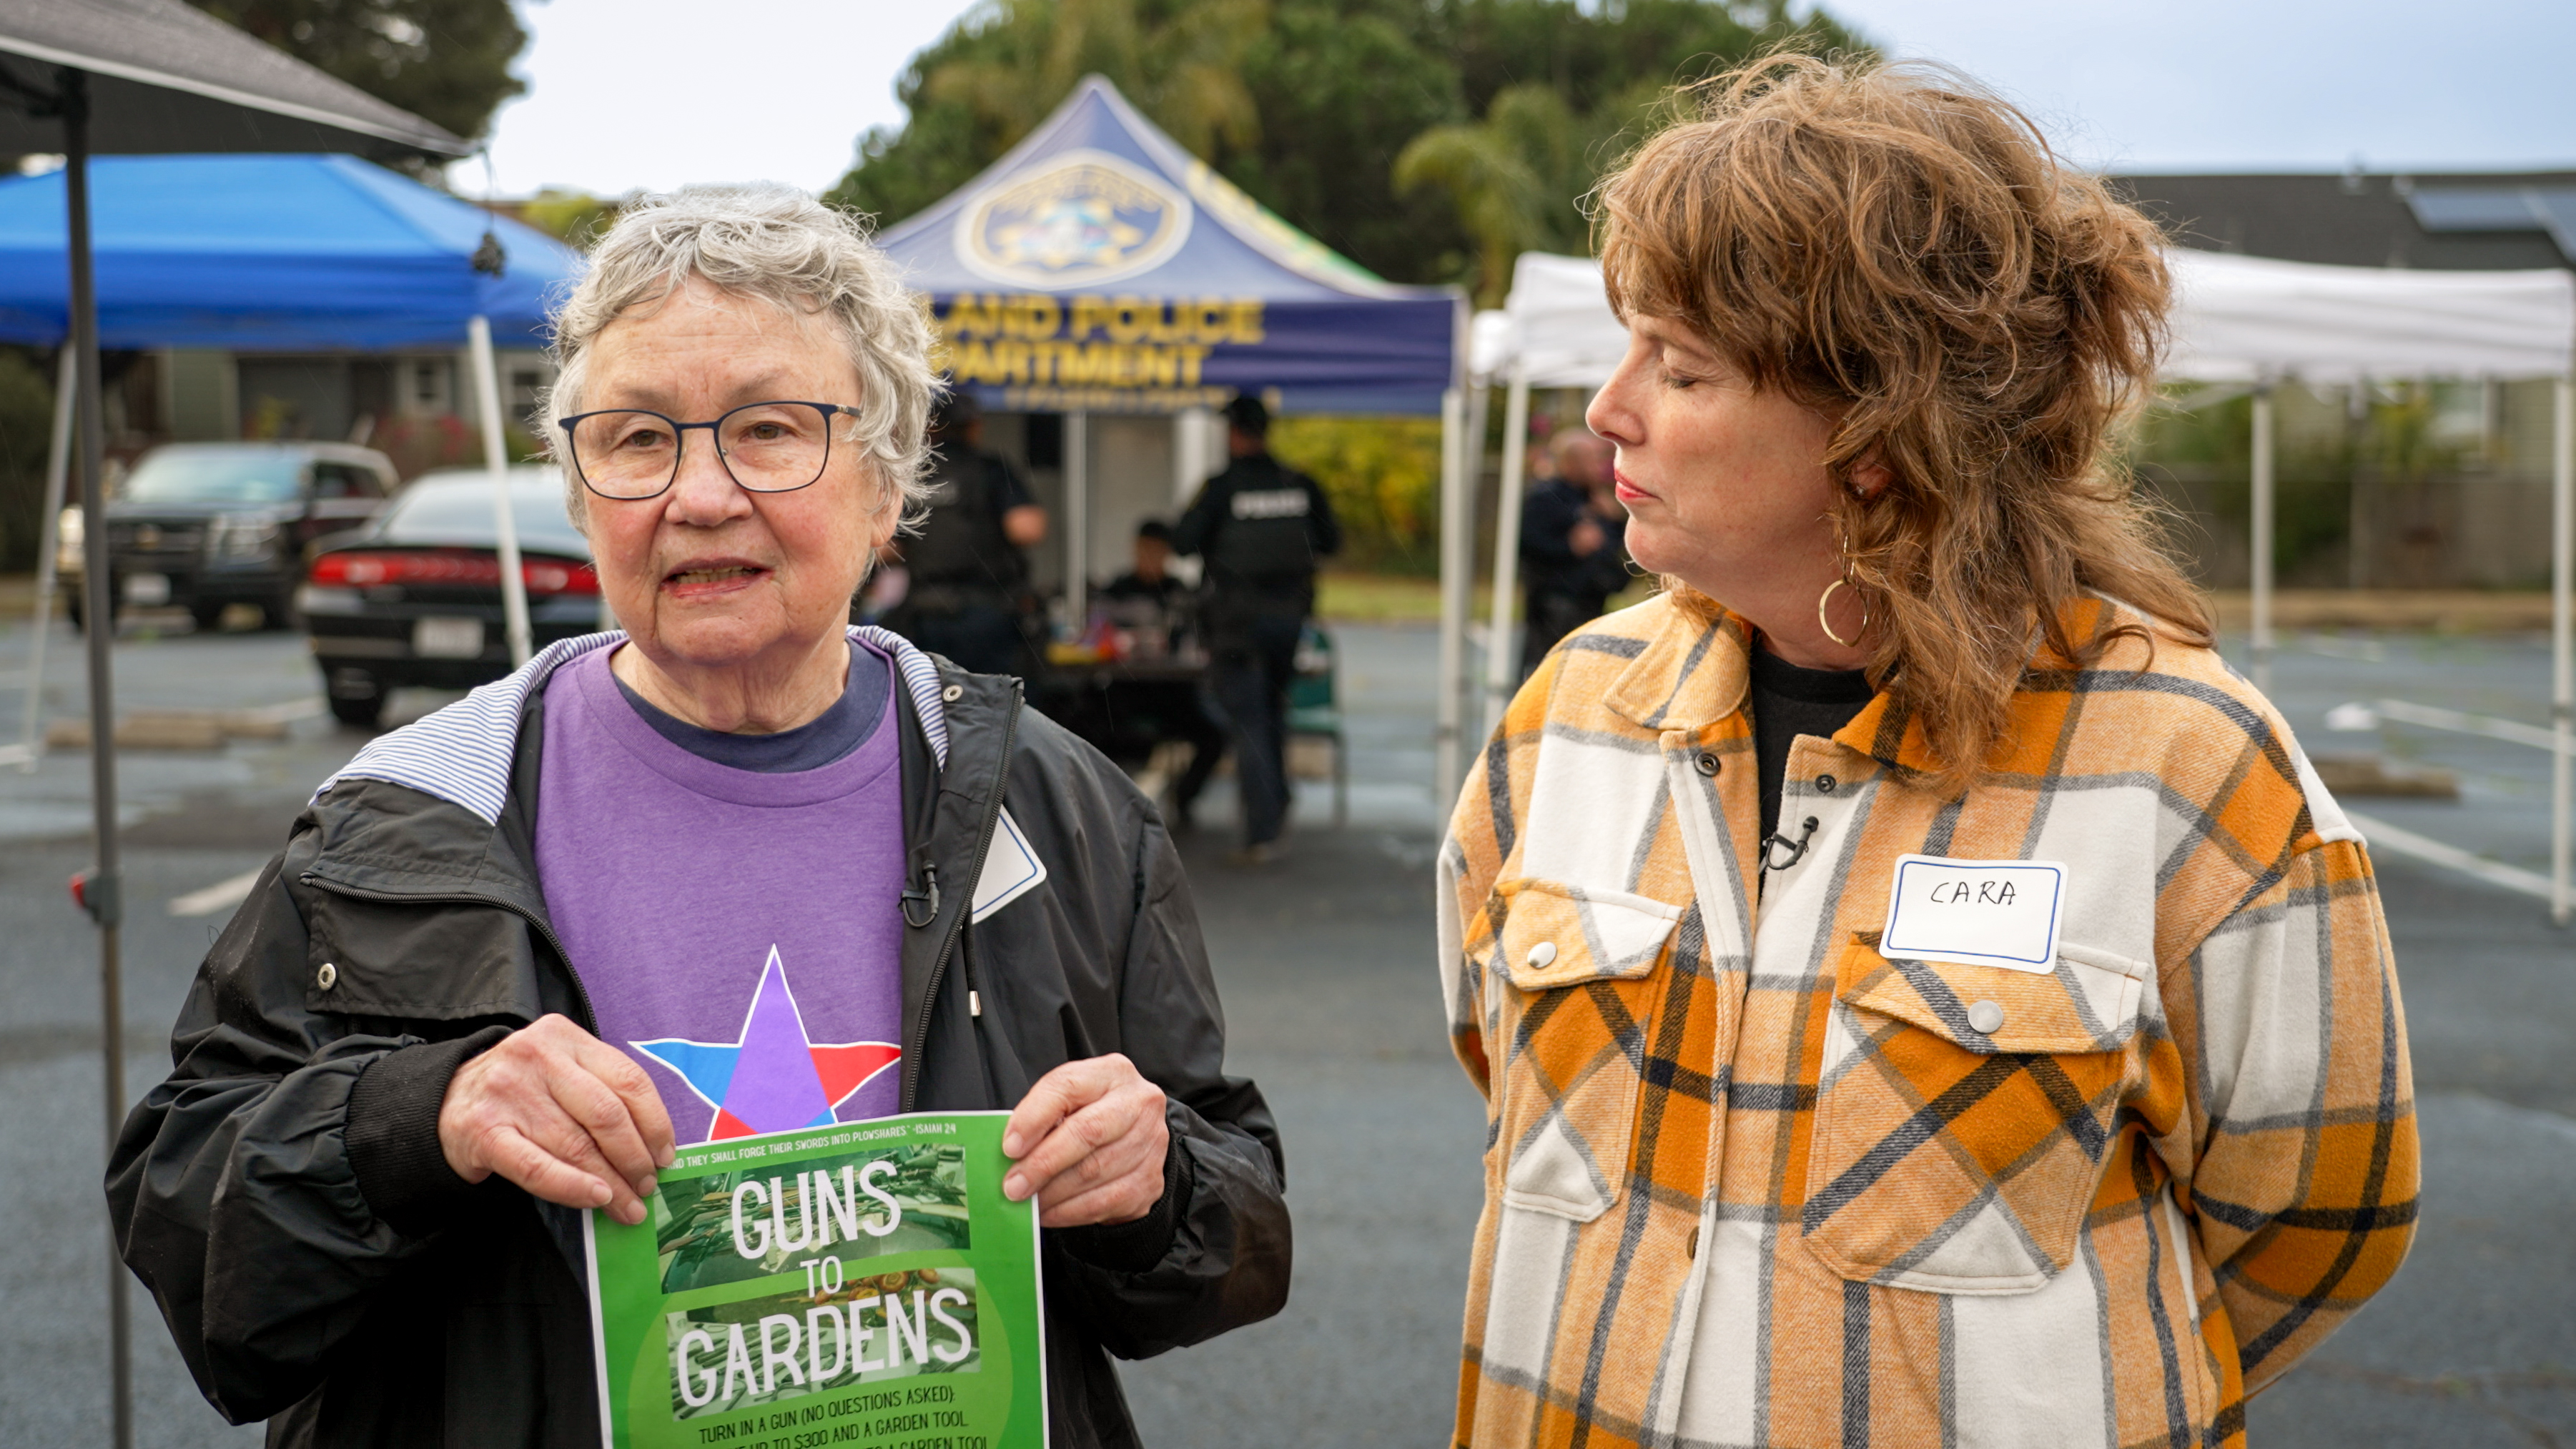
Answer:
[{"left": 955, "top": 148, "right": 1192, "bottom": 287}]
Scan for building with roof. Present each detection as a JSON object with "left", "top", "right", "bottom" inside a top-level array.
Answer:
[
  {"left": 2116, "top": 169, "right": 2576, "bottom": 272},
  {"left": 2110, "top": 169, "right": 2575, "bottom": 591}
]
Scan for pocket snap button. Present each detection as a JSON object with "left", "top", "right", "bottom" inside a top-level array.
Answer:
[
  {"left": 940, "top": 684, "right": 963, "bottom": 702},
  {"left": 1815, "top": 773, "right": 1837, "bottom": 793},
  {"left": 1693, "top": 752, "right": 1719, "bottom": 777},
  {"left": 1967, "top": 999, "right": 2005, "bottom": 1034},
  {"left": 1525, "top": 941, "right": 1559, "bottom": 968},
  {"left": 316, "top": 961, "right": 339, "bottom": 991}
]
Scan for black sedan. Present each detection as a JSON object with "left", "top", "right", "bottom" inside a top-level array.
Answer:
[{"left": 300, "top": 467, "right": 605, "bottom": 727}]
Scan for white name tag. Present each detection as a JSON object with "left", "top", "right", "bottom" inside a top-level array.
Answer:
[
  {"left": 970, "top": 806, "right": 1047, "bottom": 923},
  {"left": 1879, "top": 854, "right": 2066, "bottom": 974}
]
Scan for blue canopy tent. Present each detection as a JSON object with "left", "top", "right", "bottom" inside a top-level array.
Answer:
[
  {"left": 0, "top": 153, "right": 575, "bottom": 350},
  {"left": 876, "top": 77, "right": 1476, "bottom": 768},
  {"left": 1, "top": 155, "right": 585, "bottom": 769}
]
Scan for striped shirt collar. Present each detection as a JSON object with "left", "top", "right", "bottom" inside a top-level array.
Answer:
[{"left": 315, "top": 625, "right": 950, "bottom": 826}]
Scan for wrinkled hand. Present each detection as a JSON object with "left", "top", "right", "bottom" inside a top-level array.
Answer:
[
  {"left": 1002, "top": 1054, "right": 1170, "bottom": 1228},
  {"left": 438, "top": 1014, "right": 676, "bottom": 1226},
  {"left": 1569, "top": 516, "right": 1606, "bottom": 557}
]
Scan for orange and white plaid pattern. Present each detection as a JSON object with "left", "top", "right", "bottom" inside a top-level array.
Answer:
[{"left": 1436, "top": 590, "right": 2417, "bottom": 1449}]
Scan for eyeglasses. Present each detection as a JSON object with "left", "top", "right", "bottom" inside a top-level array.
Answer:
[{"left": 557, "top": 401, "right": 853, "bottom": 500}]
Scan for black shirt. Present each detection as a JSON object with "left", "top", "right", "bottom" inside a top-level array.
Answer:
[
  {"left": 907, "top": 446, "right": 1037, "bottom": 591},
  {"left": 1750, "top": 645, "right": 1875, "bottom": 842},
  {"left": 1519, "top": 478, "right": 1629, "bottom": 605},
  {"left": 1099, "top": 571, "right": 1184, "bottom": 608}
]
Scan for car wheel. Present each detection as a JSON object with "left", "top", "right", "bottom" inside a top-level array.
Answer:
[
  {"left": 260, "top": 593, "right": 299, "bottom": 632},
  {"left": 324, "top": 666, "right": 386, "bottom": 729},
  {"left": 189, "top": 600, "right": 228, "bottom": 633}
]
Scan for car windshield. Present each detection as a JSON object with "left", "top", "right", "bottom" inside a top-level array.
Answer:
[
  {"left": 375, "top": 476, "right": 586, "bottom": 557},
  {"left": 121, "top": 452, "right": 303, "bottom": 505}
]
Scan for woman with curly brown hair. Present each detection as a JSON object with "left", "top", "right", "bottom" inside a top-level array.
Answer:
[{"left": 1437, "top": 57, "right": 2415, "bottom": 1448}]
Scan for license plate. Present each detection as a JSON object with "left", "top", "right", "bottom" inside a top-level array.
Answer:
[
  {"left": 123, "top": 573, "right": 169, "bottom": 607},
  {"left": 412, "top": 616, "right": 485, "bottom": 659}
]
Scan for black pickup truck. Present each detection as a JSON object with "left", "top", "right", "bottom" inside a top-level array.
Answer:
[{"left": 59, "top": 440, "right": 398, "bottom": 630}]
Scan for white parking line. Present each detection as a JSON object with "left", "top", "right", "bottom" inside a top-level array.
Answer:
[
  {"left": 2344, "top": 810, "right": 2555, "bottom": 902},
  {"left": 168, "top": 868, "right": 265, "bottom": 918},
  {"left": 2372, "top": 697, "right": 2562, "bottom": 753},
  {"left": 235, "top": 696, "right": 326, "bottom": 726}
]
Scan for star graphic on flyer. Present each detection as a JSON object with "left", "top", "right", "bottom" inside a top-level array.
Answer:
[{"left": 631, "top": 946, "right": 902, "bottom": 1142}]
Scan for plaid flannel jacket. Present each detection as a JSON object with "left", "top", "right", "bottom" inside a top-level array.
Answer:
[{"left": 1437, "top": 590, "right": 2416, "bottom": 1449}]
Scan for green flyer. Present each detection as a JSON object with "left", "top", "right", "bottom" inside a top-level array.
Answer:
[{"left": 585, "top": 1111, "right": 1047, "bottom": 1449}]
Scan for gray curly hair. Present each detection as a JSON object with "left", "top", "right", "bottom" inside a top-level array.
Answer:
[{"left": 543, "top": 183, "right": 937, "bottom": 528}]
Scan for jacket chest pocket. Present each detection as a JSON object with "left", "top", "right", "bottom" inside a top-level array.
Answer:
[
  {"left": 1802, "top": 936, "right": 2148, "bottom": 1293},
  {"left": 1488, "top": 878, "right": 1683, "bottom": 1223},
  {"left": 302, "top": 879, "right": 548, "bottom": 1022}
]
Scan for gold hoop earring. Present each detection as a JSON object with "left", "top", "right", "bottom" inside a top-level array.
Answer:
[{"left": 1818, "top": 578, "right": 1867, "bottom": 648}]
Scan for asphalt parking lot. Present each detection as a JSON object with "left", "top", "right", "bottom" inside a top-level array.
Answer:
[{"left": 0, "top": 609, "right": 2567, "bottom": 1446}]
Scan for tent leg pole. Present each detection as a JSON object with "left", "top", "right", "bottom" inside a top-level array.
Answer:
[
  {"left": 1173, "top": 407, "right": 1210, "bottom": 506},
  {"left": 1482, "top": 367, "right": 1531, "bottom": 739},
  {"left": 1067, "top": 412, "right": 1089, "bottom": 628},
  {"left": 19, "top": 347, "right": 75, "bottom": 770},
  {"left": 468, "top": 317, "right": 531, "bottom": 667},
  {"left": 61, "top": 68, "right": 132, "bottom": 1449},
  {"left": 1435, "top": 387, "right": 1469, "bottom": 804},
  {"left": 2552, "top": 375, "right": 2572, "bottom": 926},
  {"left": 1459, "top": 382, "right": 1489, "bottom": 717},
  {"left": 2251, "top": 384, "right": 2276, "bottom": 696}
]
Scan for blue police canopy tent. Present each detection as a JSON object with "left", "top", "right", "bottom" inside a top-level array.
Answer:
[
  {"left": 0, "top": 152, "right": 578, "bottom": 350},
  {"left": 878, "top": 76, "right": 1479, "bottom": 752},
  {"left": 877, "top": 75, "right": 1461, "bottom": 418}
]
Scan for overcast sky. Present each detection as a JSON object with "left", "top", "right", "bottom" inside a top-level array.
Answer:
[{"left": 465, "top": 0, "right": 2575, "bottom": 199}]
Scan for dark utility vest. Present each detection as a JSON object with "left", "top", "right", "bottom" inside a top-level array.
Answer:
[
  {"left": 907, "top": 451, "right": 1026, "bottom": 593},
  {"left": 1209, "top": 475, "right": 1318, "bottom": 589}
]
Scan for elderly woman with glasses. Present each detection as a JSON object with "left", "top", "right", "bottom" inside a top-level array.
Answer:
[{"left": 109, "top": 185, "right": 1289, "bottom": 1449}]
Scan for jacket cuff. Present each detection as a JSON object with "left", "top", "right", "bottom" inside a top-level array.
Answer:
[
  {"left": 1057, "top": 1132, "right": 1193, "bottom": 1275},
  {"left": 347, "top": 1024, "right": 511, "bottom": 1238}
]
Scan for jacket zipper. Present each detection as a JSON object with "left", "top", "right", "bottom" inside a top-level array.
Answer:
[
  {"left": 297, "top": 874, "right": 602, "bottom": 1035},
  {"left": 904, "top": 681, "right": 1019, "bottom": 1111}
]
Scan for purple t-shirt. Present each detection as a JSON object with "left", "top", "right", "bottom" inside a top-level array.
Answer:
[{"left": 534, "top": 642, "right": 907, "bottom": 1144}]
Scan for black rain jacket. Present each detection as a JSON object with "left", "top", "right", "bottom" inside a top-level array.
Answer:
[{"left": 104, "top": 632, "right": 1291, "bottom": 1448}]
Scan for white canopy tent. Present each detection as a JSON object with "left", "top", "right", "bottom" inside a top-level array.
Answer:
[
  {"left": 2161, "top": 250, "right": 2576, "bottom": 683},
  {"left": 2164, "top": 250, "right": 2576, "bottom": 920},
  {"left": 1468, "top": 253, "right": 1646, "bottom": 743},
  {"left": 1464, "top": 249, "right": 2576, "bottom": 916}
]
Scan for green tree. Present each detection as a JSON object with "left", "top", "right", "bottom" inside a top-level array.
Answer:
[
  {"left": 185, "top": 0, "right": 531, "bottom": 144},
  {"left": 1394, "top": 83, "right": 1589, "bottom": 305},
  {"left": 516, "top": 187, "right": 623, "bottom": 248},
  {"left": 826, "top": 0, "right": 1868, "bottom": 287},
  {"left": 833, "top": 0, "right": 1270, "bottom": 229},
  {"left": 1270, "top": 415, "right": 1446, "bottom": 573},
  {"left": 1222, "top": 6, "right": 1466, "bottom": 285},
  {"left": 917, "top": 0, "right": 1268, "bottom": 161}
]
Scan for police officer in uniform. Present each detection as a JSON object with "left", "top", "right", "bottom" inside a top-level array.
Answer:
[
  {"left": 1172, "top": 395, "right": 1340, "bottom": 863},
  {"left": 1518, "top": 427, "right": 1629, "bottom": 678},
  {"left": 884, "top": 391, "right": 1047, "bottom": 674}
]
